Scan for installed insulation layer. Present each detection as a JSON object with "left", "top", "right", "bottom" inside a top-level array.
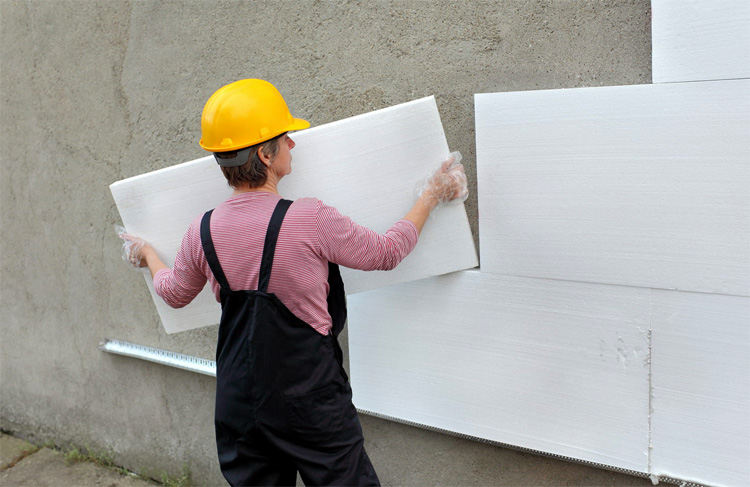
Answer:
[
  {"left": 650, "top": 291, "right": 750, "bottom": 487},
  {"left": 348, "top": 270, "right": 651, "bottom": 473},
  {"left": 651, "top": 0, "right": 750, "bottom": 83},
  {"left": 110, "top": 96, "right": 477, "bottom": 334},
  {"left": 475, "top": 79, "right": 750, "bottom": 296}
]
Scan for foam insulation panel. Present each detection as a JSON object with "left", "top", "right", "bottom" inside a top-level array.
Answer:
[
  {"left": 650, "top": 290, "right": 750, "bottom": 487},
  {"left": 652, "top": 0, "right": 750, "bottom": 83},
  {"left": 347, "top": 270, "right": 651, "bottom": 472},
  {"left": 475, "top": 79, "right": 750, "bottom": 296},
  {"left": 111, "top": 96, "right": 477, "bottom": 334}
]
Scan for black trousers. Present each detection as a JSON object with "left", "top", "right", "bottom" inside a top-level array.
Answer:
[{"left": 217, "top": 383, "right": 379, "bottom": 487}]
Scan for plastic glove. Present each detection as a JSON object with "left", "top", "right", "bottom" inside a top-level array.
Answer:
[
  {"left": 115, "top": 225, "right": 148, "bottom": 269},
  {"left": 416, "top": 151, "right": 469, "bottom": 210}
]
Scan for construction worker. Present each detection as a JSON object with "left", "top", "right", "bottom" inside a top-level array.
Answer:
[{"left": 124, "top": 79, "right": 467, "bottom": 486}]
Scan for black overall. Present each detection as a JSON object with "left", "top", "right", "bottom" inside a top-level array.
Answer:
[{"left": 200, "top": 199, "right": 380, "bottom": 487}]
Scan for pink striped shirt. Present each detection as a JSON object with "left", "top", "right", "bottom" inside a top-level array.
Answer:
[{"left": 153, "top": 191, "right": 419, "bottom": 335}]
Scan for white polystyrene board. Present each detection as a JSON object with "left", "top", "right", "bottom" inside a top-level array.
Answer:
[
  {"left": 279, "top": 97, "right": 477, "bottom": 293},
  {"left": 347, "top": 270, "right": 651, "bottom": 472},
  {"left": 475, "top": 79, "right": 750, "bottom": 296},
  {"left": 652, "top": 0, "right": 750, "bottom": 83},
  {"left": 110, "top": 96, "right": 477, "bottom": 334},
  {"left": 650, "top": 290, "right": 750, "bottom": 487},
  {"left": 111, "top": 158, "right": 231, "bottom": 334}
]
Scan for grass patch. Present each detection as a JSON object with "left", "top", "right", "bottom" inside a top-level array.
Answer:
[
  {"left": 63, "top": 444, "right": 192, "bottom": 486},
  {"left": 160, "top": 464, "right": 192, "bottom": 487},
  {"left": 140, "top": 464, "right": 193, "bottom": 487},
  {"left": 63, "top": 443, "right": 116, "bottom": 468}
]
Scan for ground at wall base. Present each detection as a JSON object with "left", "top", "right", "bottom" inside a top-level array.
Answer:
[
  {"left": 1, "top": 427, "right": 660, "bottom": 487},
  {"left": 0, "top": 432, "right": 169, "bottom": 487}
]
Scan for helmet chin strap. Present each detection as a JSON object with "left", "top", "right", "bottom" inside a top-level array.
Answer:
[
  {"left": 214, "top": 147, "right": 275, "bottom": 169},
  {"left": 213, "top": 146, "right": 253, "bottom": 167}
]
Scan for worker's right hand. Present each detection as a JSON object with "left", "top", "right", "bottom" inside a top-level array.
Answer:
[{"left": 418, "top": 152, "right": 469, "bottom": 210}]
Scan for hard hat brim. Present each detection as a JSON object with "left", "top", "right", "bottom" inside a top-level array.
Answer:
[
  {"left": 288, "top": 117, "right": 310, "bottom": 132},
  {"left": 200, "top": 117, "right": 311, "bottom": 152}
]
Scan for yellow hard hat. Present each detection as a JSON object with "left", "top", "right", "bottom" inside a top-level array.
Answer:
[{"left": 199, "top": 79, "right": 310, "bottom": 153}]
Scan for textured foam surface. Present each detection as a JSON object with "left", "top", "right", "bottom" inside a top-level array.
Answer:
[
  {"left": 652, "top": 0, "right": 750, "bottom": 83},
  {"left": 348, "top": 270, "right": 651, "bottom": 472},
  {"left": 475, "top": 79, "right": 750, "bottom": 296},
  {"left": 650, "top": 290, "right": 750, "bottom": 487},
  {"left": 111, "top": 97, "right": 477, "bottom": 333}
]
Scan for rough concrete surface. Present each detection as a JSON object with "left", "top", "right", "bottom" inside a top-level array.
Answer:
[
  {"left": 1, "top": 0, "right": 652, "bottom": 485},
  {"left": 0, "top": 434, "right": 37, "bottom": 469},
  {"left": 0, "top": 437, "right": 153, "bottom": 487}
]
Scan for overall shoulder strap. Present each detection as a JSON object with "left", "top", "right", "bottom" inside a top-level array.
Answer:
[
  {"left": 258, "top": 199, "right": 293, "bottom": 293},
  {"left": 200, "top": 209, "right": 232, "bottom": 291}
]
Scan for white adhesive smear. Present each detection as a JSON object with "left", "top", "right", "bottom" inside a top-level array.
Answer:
[{"left": 111, "top": 96, "right": 477, "bottom": 333}]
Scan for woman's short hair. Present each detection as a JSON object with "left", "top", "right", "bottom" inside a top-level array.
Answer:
[{"left": 215, "top": 134, "right": 283, "bottom": 188}]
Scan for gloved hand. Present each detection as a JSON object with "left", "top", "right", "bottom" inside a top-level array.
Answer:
[
  {"left": 417, "top": 151, "right": 469, "bottom": 210},
  {"left": 115, "top": 225, "right": 150, "bottom": 269}
]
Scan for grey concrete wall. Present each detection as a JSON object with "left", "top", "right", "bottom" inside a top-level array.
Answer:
[{"left": 1, "top": 0, "right": 652, "bottom": 485}]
